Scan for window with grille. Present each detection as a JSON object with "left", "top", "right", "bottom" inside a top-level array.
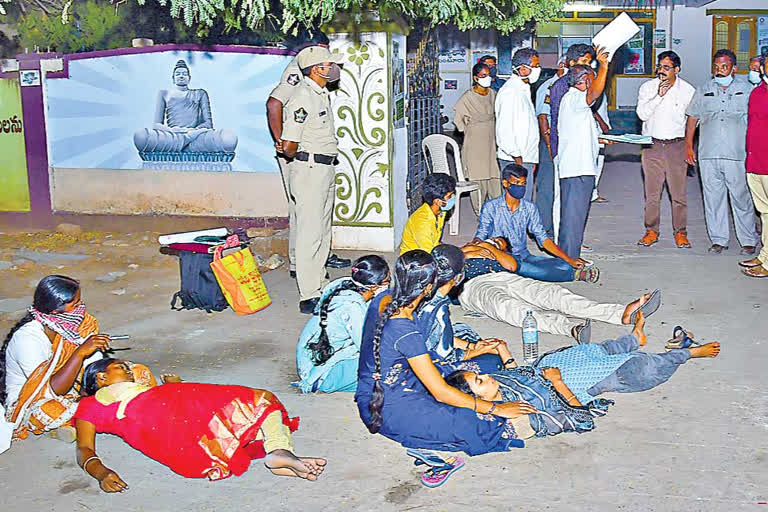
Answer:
[{"left": 712, "top": 15, "right": 757, "bottom": 73}]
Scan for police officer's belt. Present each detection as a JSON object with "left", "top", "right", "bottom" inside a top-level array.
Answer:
[{"left": 295, "top": 152, "right": 336, "bottom": 165}]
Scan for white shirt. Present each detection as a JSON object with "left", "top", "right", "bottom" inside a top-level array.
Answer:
[
  {"left": 495, "top": 74, "right": 539, "bottom": 163},
  {"left": 535, "top": 74, "right": 560, "bottom": 120},
  {"left": 4, "top": 320, "right": 101, "bottom": 407},
  {"left": 557, "top": 88, "right": 599, "bottom": 178},
  {"left": 636, "top": 76, "right": 695, "bottom": 140}
]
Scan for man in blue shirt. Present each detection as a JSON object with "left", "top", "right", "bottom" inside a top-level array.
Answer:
[
  {"left": 472, "top": 164, "right": 597, "bottom": 283},
  {"left": 480, "top": 55, "right": 506, "bottom": 92}
]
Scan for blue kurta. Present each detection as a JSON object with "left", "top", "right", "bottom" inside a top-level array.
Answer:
[
  {"left": 356, "top": 304, "right": 522, "bottom": 455},
  {"left": 295, "top": 278, "right": 367, "bottom": 393}
]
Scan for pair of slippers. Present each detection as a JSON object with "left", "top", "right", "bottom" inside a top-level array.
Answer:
[
  {"left": 406, "top": 448, "right": 465, "bottom": 488},
  {"left": 571, "top": 289, "right": 661, "bottom": 345}
]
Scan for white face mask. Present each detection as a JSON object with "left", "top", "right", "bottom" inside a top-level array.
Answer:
[
  {"left": 748, "top": 70, "right": 762, "bottom": 85},
  {"left": 477, "top": 76, "right": 492, "bottom": 88},
  {"left": 526, "top": 66, "right": 541, "bottom": 84}
]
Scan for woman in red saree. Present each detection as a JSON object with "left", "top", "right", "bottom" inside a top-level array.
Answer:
[{"left": 73, "top": 358, "right": 326, "bottom": 492}]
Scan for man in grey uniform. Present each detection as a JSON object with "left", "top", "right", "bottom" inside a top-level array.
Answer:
[
  {"left": 685, "top": 49, "right": 758, "bottom": 255},
  {"left": 280, "top": 47, "right": 344, "bottom": 313},
  {"left": 266, "top": 35, "right": 350, "bottom": 278}
]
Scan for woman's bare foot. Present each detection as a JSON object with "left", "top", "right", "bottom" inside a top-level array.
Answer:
[
  {"left": 689, "top": 342, "right": 720, "bottom": 358},
  {"left": 622, "top": 293, "right": 650, "bottom": 325},
  {"left": 264, "top": 449, "right": 327, "bottom": 481},
  {"left": 632, "top": 310, "right": 647, "bottom": 346}
]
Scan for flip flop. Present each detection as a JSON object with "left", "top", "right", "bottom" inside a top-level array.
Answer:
[
  {"left": 738, "top": 259, "right": 762, "bottom": 268},
  {"left": 420, "top": 457, "right": 465, "bottom": 488},
  {"left": 571, "top": 319, "right": 591, "bottom": 345},
  {"left": 665, "top": 325, "right": 698, "bottom": 351},
  {"left": 630, "top": 289, "right": 661, "bottom": 324},
  {"left": 406, "top": 448, "right": 446, "bottom": 468}
]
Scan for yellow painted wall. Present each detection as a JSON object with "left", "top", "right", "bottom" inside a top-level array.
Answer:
[{"left": 0, "top": 78, "right": 30, "bottom": 212}]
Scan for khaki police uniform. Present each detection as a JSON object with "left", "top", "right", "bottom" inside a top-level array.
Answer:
[
  {"left": 268, "top": 50, "right": 310, "bottom": 271},
  {"left": 282, "top": 76, "right": 339, "bottom": 301}
]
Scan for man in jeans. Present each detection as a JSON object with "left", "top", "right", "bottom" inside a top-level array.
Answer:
[
  {"left": 636, "top": 50, "right": 696, "bottom": 248},
  {"left": 472, "top": 164, "right": 597, "bottom": 283},
  {"left": 685, "top": 49, "right": 758, "bottom": 255}
]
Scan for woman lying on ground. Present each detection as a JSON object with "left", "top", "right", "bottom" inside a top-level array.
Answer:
[
  {"left": 417, "top": 244, "right": 518, "bottom": 373},
  {"left": 295, "top": 255, "right": 390, "bottom": 393},
  {"left": 0, "top": 275, "right": 135, "bottom": 449},
  {"left": 355, "top": 250, "right": 538, "bottom": 455},
  {"left": 458, "top": 237, "right": 661, "bottom": 341},
  {"left": 446, "top": 312, "right": 720, "bottom": 430},
  {"left": 73, "top": 358, "right": 326, "bottom": 492}
]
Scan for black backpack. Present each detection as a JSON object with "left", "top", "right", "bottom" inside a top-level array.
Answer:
[{"left": 171, "top": 251, "right": 229, "bottom": 313}]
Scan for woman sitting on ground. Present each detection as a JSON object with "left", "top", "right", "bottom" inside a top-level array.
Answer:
[
  {"left": 355, "top": 250, "right": 538, "bottom": 455},
  {"left": 73, "top": 358, "right": 326, "bottom": 492},
  {"left": 0, "top": 275, "right": 117, "bottom": 448},
  {"left": 458, "top": 237, "right": 661, "bottom": 341},
  {"left": 296, "top": 255, "right": 390, "bottom": 393},
  {"left": 446, "top": 312, "right": 720, "bottom": 429},
  {"left": 417, "top": 244, "right": 517, "bottom": 373}
]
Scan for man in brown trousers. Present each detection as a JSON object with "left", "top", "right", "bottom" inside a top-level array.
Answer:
[{"left": 636, "top": 51, "right": 696, "bottom": 248}]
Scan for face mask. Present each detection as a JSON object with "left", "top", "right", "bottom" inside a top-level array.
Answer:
[
  {"left": 488, "top": 66, "right": 498, "bottom": 78},
  {"left": 526, "top": 66, "right": 541, "bottom": 84},
  {"left": 506, "top": 183, "right": 526, "bottom": 199},
  {"left": 326, "top": 63, "right": 341, "bottom": 83},
  {"left": 477, "top": 76, "right": 492, "bottom": 88},
  {"left": 590, "top": 60, "right": 598, "bottom": 69},
  {"left": 748, "top": 70, "right": 761, "bottom": 85},
  {"left": 440, "top": 196, "right": 456, "bottom": 211},
  {"left": 372, "top": 285, "right": 389, "bottom": 297},
  {"left": 714, "top": 74, "right": 733, "bottom": 87}
]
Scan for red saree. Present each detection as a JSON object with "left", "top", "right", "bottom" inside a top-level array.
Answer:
[{"left": 73, "top": 383, "right": 299, "bottom": 481}]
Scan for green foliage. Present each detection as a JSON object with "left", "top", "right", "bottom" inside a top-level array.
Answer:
[
  {"left": 17, "top": 0, "right": 122, "bottom": 53},
  {"left": 159, "top": 0, "right": 565, "bottom": 34}
]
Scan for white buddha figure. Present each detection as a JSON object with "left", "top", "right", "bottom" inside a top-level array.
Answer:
[{"left": 134, "top": 59, "right": 238, "bottom": 161}]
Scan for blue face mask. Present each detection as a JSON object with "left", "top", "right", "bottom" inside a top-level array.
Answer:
[
  {"left": 440, "top": 196, "right": 456, "bottom": 211},
  {"left": 506, "top": 183, "right": 526, "bottom": 199},
  {"left": 489, "top": 66, "right": 498, "bottom": 78},
  {"left": 714, "top": 74, "right": 733, "bottom": 87}
]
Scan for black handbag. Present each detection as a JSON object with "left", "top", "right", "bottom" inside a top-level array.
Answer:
[{"left": 171, "top": 251, "right": 229, "bottom": 313}]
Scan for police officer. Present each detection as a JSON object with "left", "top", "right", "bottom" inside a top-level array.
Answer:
[
  {"left": 684, "top": 49, "right": 759, "bottom": 255},
  {"left": 280, "top": 46, "right": 344, "bottom": 313},
  {"left": 266, "top": 35, "right": 350, "bottom": 281}
]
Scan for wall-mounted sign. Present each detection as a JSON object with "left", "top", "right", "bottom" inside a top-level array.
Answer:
[{"left": 19, "top": 70, "right": 40, "bottom": 87}]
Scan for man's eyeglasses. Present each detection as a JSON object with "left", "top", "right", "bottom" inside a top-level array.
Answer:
[{"left": 656, "top": 64, "right": 675, "bottom": 72}]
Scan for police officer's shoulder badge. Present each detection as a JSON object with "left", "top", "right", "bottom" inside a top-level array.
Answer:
[
  {"left": 287, "top": 73, "right": 300, "bottom": 86},
  {"left": 294, "top": 107, "right": 308, "bottom": 123}
]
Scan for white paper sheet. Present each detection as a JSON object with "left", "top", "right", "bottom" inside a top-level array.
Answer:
[{"left": 593, "top": 12, "right": 641, "bottom": 61}]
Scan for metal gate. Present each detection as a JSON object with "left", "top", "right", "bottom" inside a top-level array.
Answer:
[{"left": 406, "top": 30, "right": 441, "bottom": 213}]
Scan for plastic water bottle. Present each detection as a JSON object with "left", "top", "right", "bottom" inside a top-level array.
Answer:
[{"left": 522, "top": 311, "right": 539, "bottom": 364}]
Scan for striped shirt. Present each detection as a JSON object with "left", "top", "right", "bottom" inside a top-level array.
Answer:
[{"left": 474, "top": 197, "right": 550, "bottom": 258}]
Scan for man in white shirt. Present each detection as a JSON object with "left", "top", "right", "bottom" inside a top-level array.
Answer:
[
  {"left": 495, "top": 48, "right": 541, "bottom": 201},
  {"left": 556, "top": 46, "right": 611, "bottom": 260},
  {"left": 636, "top": 50, "right": 696, "bottom": 248}
]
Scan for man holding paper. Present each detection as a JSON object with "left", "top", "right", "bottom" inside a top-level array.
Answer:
[
  {"left": 556, "top": 47, "right": 612, "bottom": 260},
  {"left": 636, "top": 51, "right": 696, "bottom": 249}
]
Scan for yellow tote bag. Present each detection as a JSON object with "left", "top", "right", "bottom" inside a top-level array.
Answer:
[{"left": 210, "top": 247, "right": 271, "bottom": 315}]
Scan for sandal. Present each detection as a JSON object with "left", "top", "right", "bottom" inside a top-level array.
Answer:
[
  {"left": 665, "top": 326, "right": 698, "bottom": 351},
  {"left": 420, "top": 457, "right": 465, "bottom": 488},
  {"left": 571, "top": 319, "right": 591, "bottom": 345},
  {"left": 630, "top": 289, "right": 661, "bottom": 324},
  {"left": 738, "top": 258, "right": 762, "bottom": 268},
  {"left": 742, "top": 265, "right": 768, "bottom": 278},
  {"left": 407, "top": 448, "right": 446, "bottom": 468},
  {"left": 575, "top": 267, "right": 600, "bottom": 284}
]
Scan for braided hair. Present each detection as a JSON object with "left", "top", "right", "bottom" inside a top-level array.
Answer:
[
  {"left": 368, "top": 250, "right": 437, "bottom": 434},
  {"left": 1, "top": 275, "right": 80, "bottom": 405},
  {"left": 308, "top": 255, "right": 389, "bottom": 366}
]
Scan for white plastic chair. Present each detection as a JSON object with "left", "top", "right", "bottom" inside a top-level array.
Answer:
[{"left": 421, "top": 133, "right": 480, "bottom": 236}]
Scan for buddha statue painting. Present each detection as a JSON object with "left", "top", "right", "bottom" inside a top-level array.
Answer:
[{"left": 134, "top": 59, "right": 238, "bottom": 162}]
